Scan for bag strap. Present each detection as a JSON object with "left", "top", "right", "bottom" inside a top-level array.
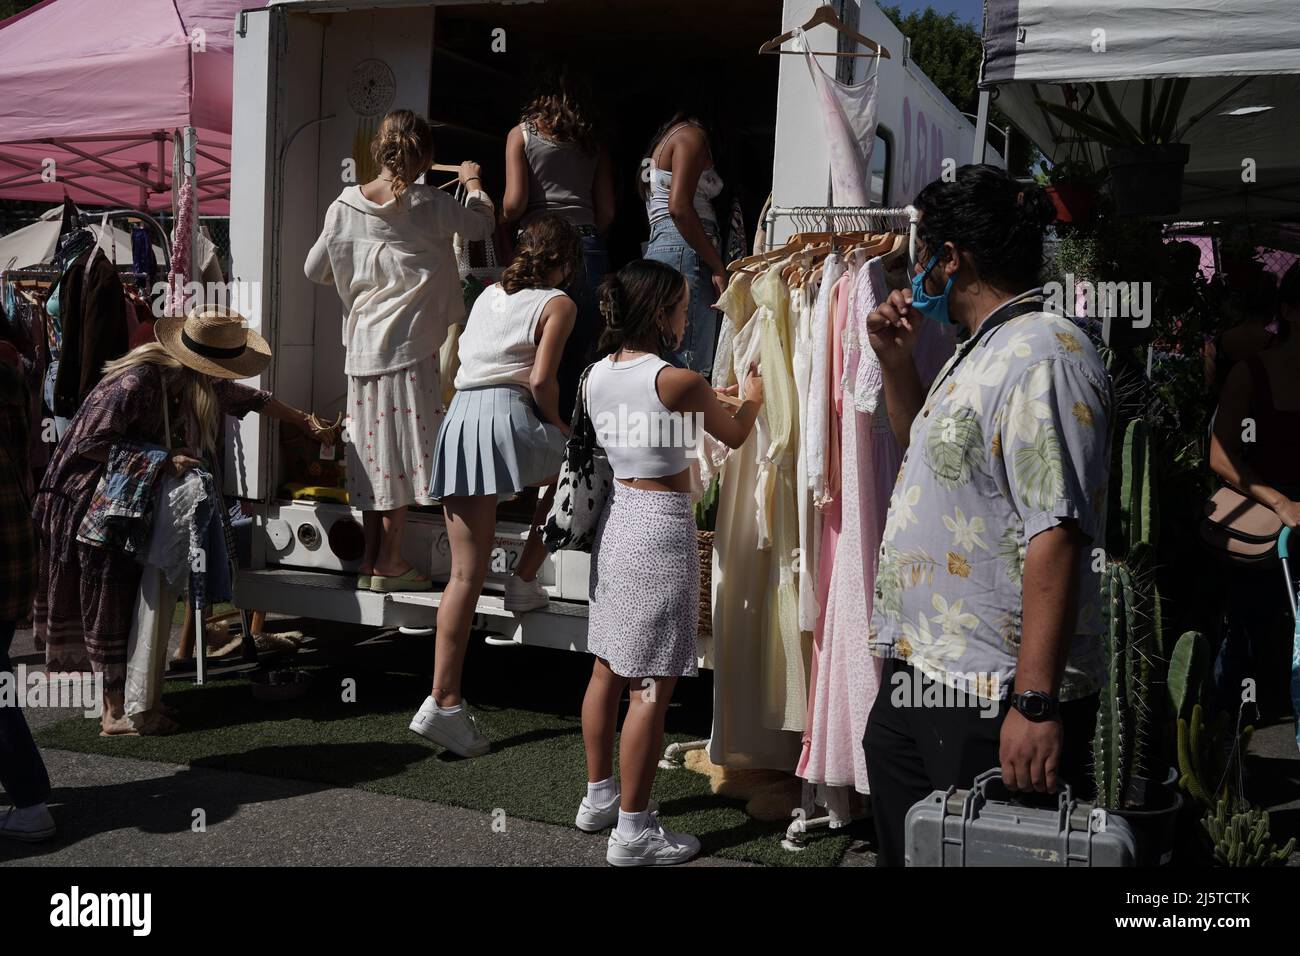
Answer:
[{"left": 572, "top": 361, "right": 599, "bottom": 454}]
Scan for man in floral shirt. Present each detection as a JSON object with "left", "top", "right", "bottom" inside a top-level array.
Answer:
[{"left": 863, "top": 166, "right": 1110, "bottom": 866}]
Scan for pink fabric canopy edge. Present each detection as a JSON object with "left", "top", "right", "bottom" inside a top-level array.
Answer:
[{"left": 0, "top": 0, "right": 249, "bottom": 213}]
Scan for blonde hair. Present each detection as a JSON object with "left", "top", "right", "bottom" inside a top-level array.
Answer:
[
  {"left": 101, "top": 343, "right": 220, "bottom": 459},
  {"left": 370, "top": 109, "right": 434, "bottom": 199}
]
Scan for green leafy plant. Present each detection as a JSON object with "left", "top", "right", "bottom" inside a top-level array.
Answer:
[
  {"left": 1166, "top": 631, "right": 1209, "bottom": 725},
  {"left": 694, "top": 474, "right": 719, "bottom": 533},
  {"left": 1033, "top": 158, "right": 1100, "bottom": 188},
  {"left": 1038, "top": 77, "right": 1258, "bottom": 150}
]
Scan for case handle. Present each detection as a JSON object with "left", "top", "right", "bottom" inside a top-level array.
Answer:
[{"left": 968, "top": 766, "right": 1076, "bottom": 814}]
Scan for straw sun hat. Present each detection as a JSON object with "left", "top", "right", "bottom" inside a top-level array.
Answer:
[{"left": 155, "top": 305, "right": 272, "bottom": 379}]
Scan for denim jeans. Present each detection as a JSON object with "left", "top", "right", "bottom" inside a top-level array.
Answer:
[
  {"left": 1, "top": 621, "right": 51, "bottom": 809},
  {"left": 644, "top": 218, "right": 721, "bottom": 379},
  {"left": 557, "top": 232, "right": 610, "bottom": 423}
]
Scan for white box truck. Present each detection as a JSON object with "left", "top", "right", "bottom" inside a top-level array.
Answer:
[{"left": 225, "top": 0, "right": 999, "bottom": 657}]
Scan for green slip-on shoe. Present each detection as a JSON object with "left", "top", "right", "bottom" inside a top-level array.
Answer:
[{"left": 370, "top": 568, "right": 434, "bottom": 593}]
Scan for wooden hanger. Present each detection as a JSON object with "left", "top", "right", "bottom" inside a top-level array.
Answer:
[{"left": 760, "top": 4, "right": 890, "bottom": 59}]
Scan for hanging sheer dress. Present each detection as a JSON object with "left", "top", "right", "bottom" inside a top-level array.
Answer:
[
  {"left": 707, "top": 263, "right": 802, "bottom": 770},
  {"left": 753, "top": 262, "right": 806, "bottom": 732},
  {"left": 797, "top": 264, "right": 854, "bottom": 791},
  {"left": 794, "top": 27, "right": 880, "bottom": 207},
  {"left": 791, "top": 271, "right": 822, "bottom": 633},
  {"left": 806, "top": 255, "right": 846, "bottom": 510},
  {"left": 800, "top": 254, "right": 957, "bottom": 801}
]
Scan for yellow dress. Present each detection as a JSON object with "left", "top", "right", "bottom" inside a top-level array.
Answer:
[{"left": 708, "top": 264, "right": 807, "bottom": 770}]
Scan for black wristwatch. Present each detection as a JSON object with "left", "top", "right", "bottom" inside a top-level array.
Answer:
[{"left": 1010, "top": 690, "right": 1060, "bottom": 722}]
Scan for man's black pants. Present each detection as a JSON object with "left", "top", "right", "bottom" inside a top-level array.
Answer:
[{"left": 863, "top": 658, "right": 1099, "bottom": 866}]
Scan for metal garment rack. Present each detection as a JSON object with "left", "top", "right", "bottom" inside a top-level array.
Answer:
[
  {"left": 764, "top": 204, "right": 920, "bottom": 266},
  {"left": 660, "top": 204, "right": 922, "bottom": 852}
]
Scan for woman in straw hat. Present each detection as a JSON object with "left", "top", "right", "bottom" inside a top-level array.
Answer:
[{"left": 32, "top": 306, "right": 335, "bottom": 735}]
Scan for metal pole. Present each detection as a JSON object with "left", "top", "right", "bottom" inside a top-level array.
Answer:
[
  {"left": 973, "top": 89, "right": 992, "bottom": 164},
  {"left": 184, "top": 126, "right": 199, "bottom": 286}
]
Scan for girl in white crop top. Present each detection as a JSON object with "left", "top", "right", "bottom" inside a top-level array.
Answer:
[
  {"left": 416, "top": 216, "right": 583, "bottom": 759},
  {"left": 576, "top": 259, "right": 763, "bottom": 865}
]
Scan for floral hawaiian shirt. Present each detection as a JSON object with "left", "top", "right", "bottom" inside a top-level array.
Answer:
[{"left": 868, "top": 290, "right": 1113, "bottom": 702}]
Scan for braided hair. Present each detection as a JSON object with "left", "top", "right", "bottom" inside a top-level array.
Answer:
[
  {"left": 500, "top": 215, "right": 584, "bottom": 294},
  {"left": 913, "top": 164, "right": 1057, "bottom": 291},
  {"left": 370, "top": 109, "right": 434, "bottom": 199},
  {"left": 596, "top": 259, "right": 687, "bottom": 357}
]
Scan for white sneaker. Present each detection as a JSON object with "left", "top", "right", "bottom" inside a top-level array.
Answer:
[
  {"left": 502, "top": 573, "right": 549, "bottom": 613},
  {"left": 606, "top": 818, "right": 700, "bottom": 867},
  {"left": 575, "top": 795, "right": 660, "bottom": 833},
  {"left": 409, "top": 696, "right": 490, "bottom": 757},
  {"left": 0, "top": 803, "right": 56, "bottom": 843}
]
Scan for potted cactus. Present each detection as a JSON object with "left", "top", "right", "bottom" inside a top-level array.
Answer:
[{"left": 1092, "top": 550, "right": 1184, "bottom": 865}]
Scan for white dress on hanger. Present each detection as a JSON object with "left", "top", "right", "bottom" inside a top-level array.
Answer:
[
  {"left": 795, "top": 27, "right": 880, "bottom": 207},
  {"left": 708, "top": 264, "right": 803, "bottom": 770}
]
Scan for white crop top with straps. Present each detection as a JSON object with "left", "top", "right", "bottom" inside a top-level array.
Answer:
[
  {"left": 645, "top": 122, "right": 723, "bottom": 226},
  {"left": 586, "top": 353, "right": 698, "bottom": 479},
  {"left": 455, "top": 283, "right": 567, "bottom": 390}
]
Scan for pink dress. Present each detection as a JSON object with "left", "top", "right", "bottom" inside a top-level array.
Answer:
[
  {"left": 797, "top": 269, "right": 852, "bottom": 785},
  {"left": 798, "top": 256, "right": 955, "bottom": 798}
]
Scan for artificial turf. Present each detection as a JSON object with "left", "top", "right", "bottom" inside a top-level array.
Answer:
[{"left": 34, "top": 626, "right": 852, "bottom": 867}]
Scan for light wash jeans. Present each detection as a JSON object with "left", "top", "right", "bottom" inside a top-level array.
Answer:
[{"left": 644, "top": 217, "right": 721, "bottom": 378}]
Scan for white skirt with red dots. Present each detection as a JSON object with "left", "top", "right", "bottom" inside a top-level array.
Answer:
[{"left": 344, "top": 354, "right": 443, "bottom": 511}]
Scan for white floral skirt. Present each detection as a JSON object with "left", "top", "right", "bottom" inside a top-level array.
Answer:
[{"left": 344, "top": 355, "right": 443, "bottom": 511}]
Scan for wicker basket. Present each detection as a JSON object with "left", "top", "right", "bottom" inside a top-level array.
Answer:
[{"left": 697, "top": 530, "right": 714, "bottom": 639}]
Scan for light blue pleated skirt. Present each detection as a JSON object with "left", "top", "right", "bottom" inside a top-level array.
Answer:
[{"left": 428, "top": 384, "right": 565, "bottom": 501}]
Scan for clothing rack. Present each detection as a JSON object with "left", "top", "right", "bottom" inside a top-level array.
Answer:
[{"left": 764, "top": 204, "right": 919, "bottom": 267}]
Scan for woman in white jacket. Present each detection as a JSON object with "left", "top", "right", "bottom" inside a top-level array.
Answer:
[{"left": 306, "top": 109, "right": 496, "bottom": 592}]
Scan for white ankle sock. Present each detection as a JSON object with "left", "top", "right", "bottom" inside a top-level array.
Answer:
[
  {"left": 616, "top": 808, "right": 651, "bottom": 839},
  {"left": 436, "top": 702, "right": 463, "bottom": 715},
  {"left": 587, "top": 776, "right": 618, "bottom": 806}
]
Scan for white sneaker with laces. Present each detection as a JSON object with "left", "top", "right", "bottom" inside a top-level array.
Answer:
[
  {"left": 0, "top": 803, "right": 56, "bottom": 843},
  {"left": 575, "top": 795, "right": 660, "bottom": 833},
  {"left": 606, "top": 817, "right": 700, "bottom": 866},
  {"left": 409, "top": 696, "right": 490, "bottom": 757},
  {"left": 502, "top": 573, "right": 549, "bottom": 613}
]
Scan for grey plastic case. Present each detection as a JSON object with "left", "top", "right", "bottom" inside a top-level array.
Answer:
[{"left": 904, "top": 768, "right": 1138, "bottom": 867}]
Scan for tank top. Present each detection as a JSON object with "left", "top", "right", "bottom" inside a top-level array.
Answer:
[
  {"left": 455, "top": 284, "right": 568, "bottom": 390},
  {"left": 645, "top": 122, "right": 723, "bottom": 226},
  {"left": 520, "top": 122, "right": 598, "bottom": 228},
  {"left": 586, "top": 353, "right": 698, "bottom": 479},
  {"left": 1244, "top": 354, "right": 1300, "bottom": 487}
]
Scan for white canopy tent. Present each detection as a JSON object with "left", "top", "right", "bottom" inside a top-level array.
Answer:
[
  {"left": 0, "top": 206, "right": 167, "bottom": 271},
  {"left": 977, "top": 0, "right": 1300, "bottom": 221}
]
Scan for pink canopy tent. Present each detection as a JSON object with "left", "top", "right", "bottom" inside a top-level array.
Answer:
[{"left": 0, "top": 0, "right": 249, "bottom": 215}]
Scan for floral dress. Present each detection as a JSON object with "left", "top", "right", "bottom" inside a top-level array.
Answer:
[{"left": 32, "top": 363, "right": 268, "bottom": 694}]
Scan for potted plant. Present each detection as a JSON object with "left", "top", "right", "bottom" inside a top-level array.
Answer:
[
  {"left": 1037, "top": 78, "right": 1253, "bottom": 217},
  {"left": 1033, "top": 158, "right": 1099, "bottom": 224}
]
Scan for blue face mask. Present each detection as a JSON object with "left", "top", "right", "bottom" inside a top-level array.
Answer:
[{"left": 910, "top": 255, "right": 956, "bottom": 326}]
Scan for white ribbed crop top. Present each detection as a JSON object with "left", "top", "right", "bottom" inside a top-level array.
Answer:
[{"left": 586, "top": 353, "right": 698, "bottom": 479}]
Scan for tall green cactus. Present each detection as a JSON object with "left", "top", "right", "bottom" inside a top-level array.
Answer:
[
  {"left": 1177, "top": 703, "right": 1252, "bottom": 809},
  {"left": 1093, "top": 554, "right": 1157, "bottom": 809},
  {"left": 1121, "top": 417, "right": 1159, "bottom": 552},
  {"left": 1201, "top": 798, "right": 1295, "bottom": 866}
]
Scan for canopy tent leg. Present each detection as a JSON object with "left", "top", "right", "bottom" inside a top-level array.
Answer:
[{"left": 973, "top": 89, "right": 991, "bottom": 164}]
